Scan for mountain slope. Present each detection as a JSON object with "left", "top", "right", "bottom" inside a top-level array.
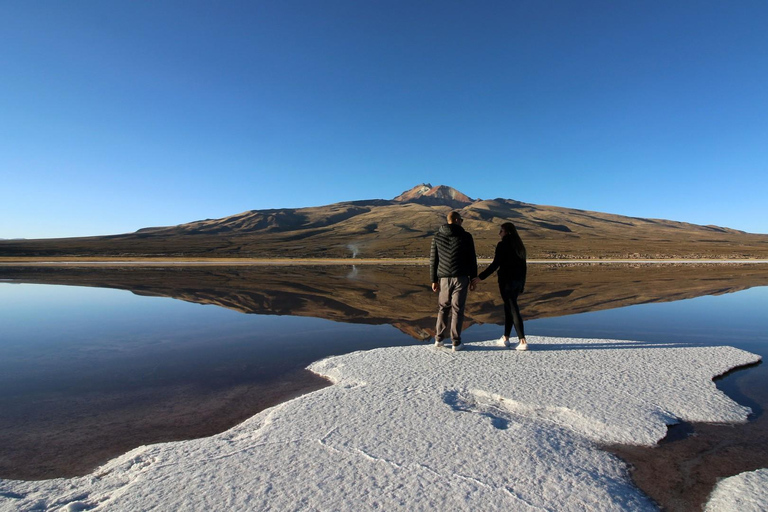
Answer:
[{"left": 2, "top": 185, "right": 768, "bottom": 259}]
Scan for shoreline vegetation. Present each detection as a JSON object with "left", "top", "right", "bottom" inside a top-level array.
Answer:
[{"left": 3, "top": 257, "right": 768, "bottom": 266}]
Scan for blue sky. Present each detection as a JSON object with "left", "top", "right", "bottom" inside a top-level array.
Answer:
[{"left": 2, "top": 1, "right": 767, "bottom": 239}]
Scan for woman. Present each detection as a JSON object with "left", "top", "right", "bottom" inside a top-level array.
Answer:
[{"left": 471, "top": 222, "right": 528, "bottom": 350}]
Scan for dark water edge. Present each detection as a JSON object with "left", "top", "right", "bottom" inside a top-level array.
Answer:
[
  {"left": 607, "top": 361, "right": 767, "bottom": 512},
  {"left": 0, "top": 369, "right": 331, "bottom": 481}
]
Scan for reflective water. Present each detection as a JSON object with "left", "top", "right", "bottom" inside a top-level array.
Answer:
[
  {"left": 1, "top": 264, "right": 767, "bottom": 502},
  {"left": 0, "top": 283, "right": 412, "bottom": 399},
  {"left": 0, "top": 281, "right": 414, "bottom": 480},
  {"left": 477, "top": 285, "right": 768, "bottom": 349}
]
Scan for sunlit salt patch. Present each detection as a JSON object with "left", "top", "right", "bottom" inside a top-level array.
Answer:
[
  {"left": 0, "top": 336, "right": 760, "bottom": 511},
  {"left": 705, "top": 468, "right": 768, "bottom": 511},
  {"left": 310, "top": 337, "right": 758, "bottom": 445}
]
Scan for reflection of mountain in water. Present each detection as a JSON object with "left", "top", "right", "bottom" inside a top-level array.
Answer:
[{"left": 4, "top": 264, "right": 768, "bottom": 339}]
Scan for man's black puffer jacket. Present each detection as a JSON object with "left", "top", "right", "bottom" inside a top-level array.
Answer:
[{"left": 429, "top": 224, "right": 478, "bottom": 283}]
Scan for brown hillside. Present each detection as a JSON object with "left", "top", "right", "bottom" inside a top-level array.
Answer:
[{"left": 2, "top": 185, "right": 767, "bottom": 259}]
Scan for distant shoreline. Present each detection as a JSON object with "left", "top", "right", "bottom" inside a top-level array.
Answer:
[{"left": 2, "top": 257, "right": 768, "bottom": 266}]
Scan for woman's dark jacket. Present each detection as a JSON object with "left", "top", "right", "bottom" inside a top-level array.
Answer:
[
  {"left": 478, "top": 235, "right": 527, "bottom": 289},
  {"left": 429, "top": 224, "right": 478, "bottom": 283}
]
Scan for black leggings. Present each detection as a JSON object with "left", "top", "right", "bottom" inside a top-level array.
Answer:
[{"left": 500, "top": 282, "right": 525, "bottom": 339}]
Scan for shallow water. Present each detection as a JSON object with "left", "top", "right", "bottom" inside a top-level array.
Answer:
[
  {"left": 1, "top": 264, "right": 767, "bottom": 509},
  {"left": 0, "top": 282, "right": 415, "bottom": 480}
]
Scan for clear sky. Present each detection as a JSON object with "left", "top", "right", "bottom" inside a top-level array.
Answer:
[{"left": 2, "top": 0, "right": 767, "bottom": 239}]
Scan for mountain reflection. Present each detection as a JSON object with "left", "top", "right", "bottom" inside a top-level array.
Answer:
[{"left": 4, "top": 263, "right": 768, "bottom": 339}]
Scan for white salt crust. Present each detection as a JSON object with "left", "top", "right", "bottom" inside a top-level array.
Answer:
[
  {"left": 0, "top": 336, "right": 760, "bottom": 511},
  {"left": 705, "top": 468, "right": 768, "bottom": 511}
]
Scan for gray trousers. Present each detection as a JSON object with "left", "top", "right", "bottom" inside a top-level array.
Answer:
[{"left": 435, "top": 276, "right": 470, "bottom": 343}]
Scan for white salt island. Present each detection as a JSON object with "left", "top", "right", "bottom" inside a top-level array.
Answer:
[{"left": 0, "top": 336, "right": 762, "bottom": 511}]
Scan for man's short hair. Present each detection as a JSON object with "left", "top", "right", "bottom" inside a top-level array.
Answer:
[{"left": 447, "top": 211, "right": 462, "bottom": 224}]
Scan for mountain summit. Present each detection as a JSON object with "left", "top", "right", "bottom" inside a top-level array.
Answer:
[{"left": 393, "top": 184, "right": 474, "bottom": 208}]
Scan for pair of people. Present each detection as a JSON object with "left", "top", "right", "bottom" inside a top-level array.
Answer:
[{"left": 429, "top": 211, "right": 527, "bottom": 352}]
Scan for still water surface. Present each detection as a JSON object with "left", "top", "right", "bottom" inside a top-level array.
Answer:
[{"left": 1, "top": 264, "right": 767, "bottom": 495}]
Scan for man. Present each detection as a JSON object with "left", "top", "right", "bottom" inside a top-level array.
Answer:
[{"left": 429, "top": 210, "right": 478, "bottom": 351}]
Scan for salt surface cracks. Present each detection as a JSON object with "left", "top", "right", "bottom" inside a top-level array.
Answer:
[
  {"left": 705, "top": 468, "right": 768, "bottom": 511},
  {"left": 0, "top": 336, "right": 761, "bottom": 511}
]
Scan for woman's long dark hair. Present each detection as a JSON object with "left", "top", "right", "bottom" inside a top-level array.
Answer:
[{"left": 501, "top": 222, "right": 526, "bottom": 260}]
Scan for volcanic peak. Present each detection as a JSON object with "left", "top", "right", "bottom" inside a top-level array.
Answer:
[{"left": 393, "top": 184, "right": 474, "bottom": 207}]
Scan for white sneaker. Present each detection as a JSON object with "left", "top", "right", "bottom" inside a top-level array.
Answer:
[
  {"left": 434, "top": 340, "right": 445, "bottom": 348},
  {"left": 497, "top": 336, "right": 510, "bottom": 348},
  {"left": 515, "top": 340, "right": 529, "bottom": 351},
  {"left": 452, "top": 343, "right": 463, "bottom": 352}
]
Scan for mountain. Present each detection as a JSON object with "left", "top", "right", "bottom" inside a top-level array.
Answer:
[{"left": 2, "top": 185, "right": 768, "bottom": 259}]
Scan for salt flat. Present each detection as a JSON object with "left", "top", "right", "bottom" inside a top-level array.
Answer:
[{"left": 0, "top": 336, "right": 761, "bottom": 511}]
